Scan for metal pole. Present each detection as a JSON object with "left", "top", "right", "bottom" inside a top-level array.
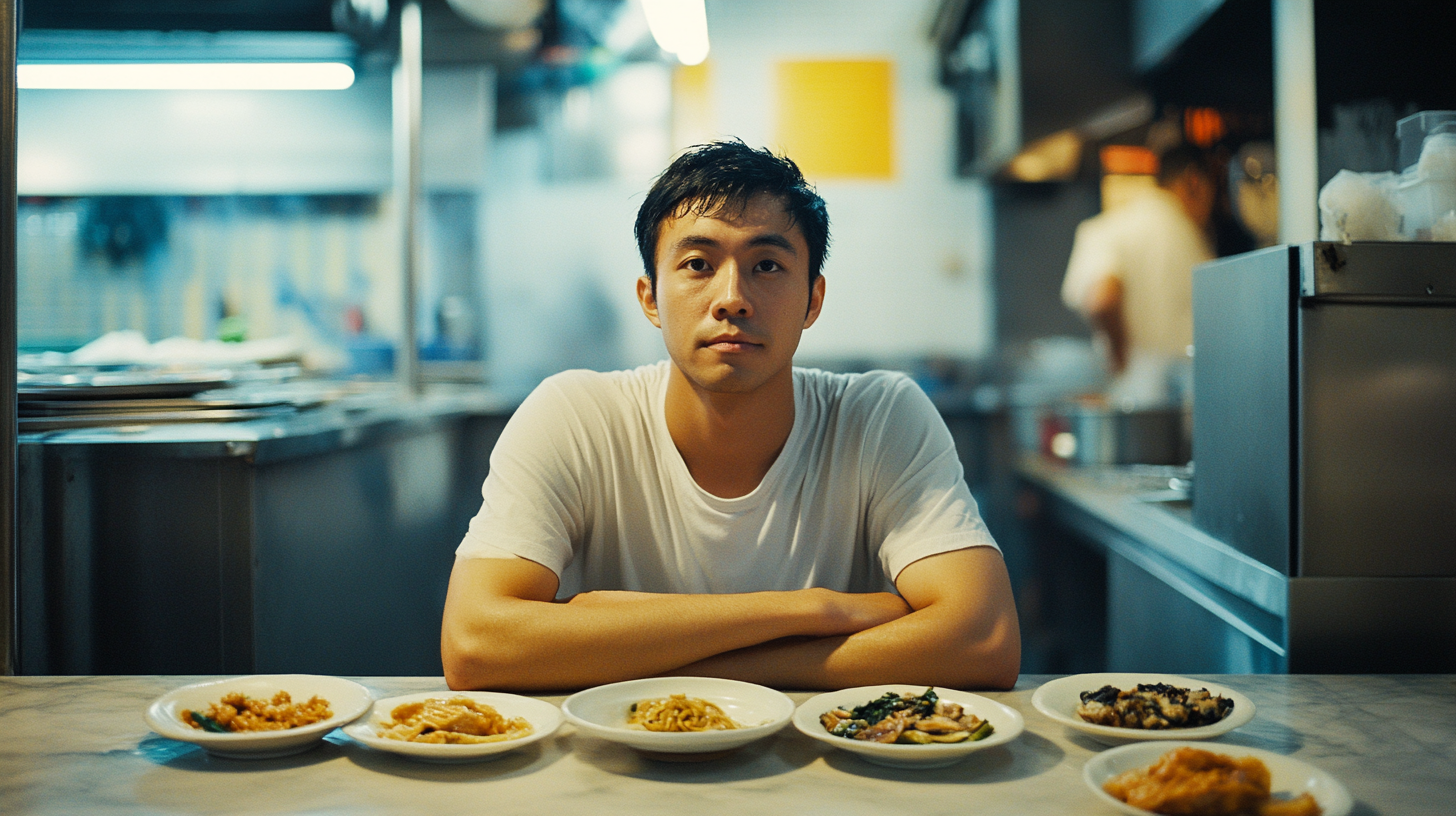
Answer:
[
  {"left": 393, "top": 1, "right": 423, "bottom": 395},
  {"left": 1, "top": 0, "right": 18, "bottom": 675},
  {"left": 1274, "top": 0, "right": 1318, "bottom": 244}
]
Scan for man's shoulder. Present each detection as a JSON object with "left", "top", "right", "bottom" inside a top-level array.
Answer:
[
  {"left": 795, "top": 366, "right": 925, "bottom": 417},
  {"left": 535, "top": 362, "right": 667, "bottom": 402},
  {"left": 514, "top": 363, "right": 666, "bottom": 434}
]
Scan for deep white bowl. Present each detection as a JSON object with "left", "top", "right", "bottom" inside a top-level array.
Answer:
[
  {"left": 1083, "top": 740, "right": 1353, "bottom": 816},
  {"left": 143, "top": 674, "right": 373, "bottom": 759},
  {"left": 1032, "top": 673, "right": 1256, "bottom": 746},
  {"left": 793, "top": 685, "right": 1024, "bottom": 769},
  {"left": 342, "top": 691, "right": 563, "bottom": 763},
  {"left": 562, "top": 677, "right": 794, "bottom": 757}
]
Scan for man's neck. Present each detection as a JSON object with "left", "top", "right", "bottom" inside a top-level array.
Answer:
[{"left": 663, "top": 363, "right": 796, "bottom": 499}]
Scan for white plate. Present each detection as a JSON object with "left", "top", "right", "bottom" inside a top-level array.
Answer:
[
  {"left": 1084, "top": 740, "right": 1354, "bottom": 816},
  {"left": 144, "top": 674, "right": 373, "bottom": 759},
  {"left": 792, "top": 685, "right": 1025, "bottom": 769},
  {"left": 562, "top": 677, "right": 794, "bottom": 758},
  {"left": 1032, "top": 673, "right": 1255, "bottom": 746},
  {"left": 342, "top": 691, "right": 563, "bottom": 763}
]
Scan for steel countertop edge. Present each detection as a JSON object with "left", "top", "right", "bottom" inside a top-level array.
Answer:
[{"left": 15, "top": 386, "right": 520, "bottom": 464}]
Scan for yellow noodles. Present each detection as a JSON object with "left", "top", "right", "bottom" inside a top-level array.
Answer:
[
  {"left": 377, "top": 697, "right": 534, "bottom": 744},
  {"left": 627, "top": 694, "right": 739, "bottom": 732}
]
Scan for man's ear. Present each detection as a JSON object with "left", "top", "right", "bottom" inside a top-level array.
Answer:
[
  {"left": 802, "top": 274, "right": 825, "bottom": 328},
  {"left": 636, "top": 275, "right": 663, "bottom": 328}
]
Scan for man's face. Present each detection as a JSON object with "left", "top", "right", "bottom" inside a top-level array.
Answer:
[{"left": 637, "top": 192, "right": 825, "bottom": 395}]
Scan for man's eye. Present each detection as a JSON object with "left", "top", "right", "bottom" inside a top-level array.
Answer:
[
  {"left": 756, "top": 260, "right": 783, "bottom": 273},
  {"left": 685, "top": 258, "right": 709, "bottom": 272}
]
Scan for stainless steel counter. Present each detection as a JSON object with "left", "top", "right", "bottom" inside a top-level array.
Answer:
[
  {"left": 1017, "top": 454, "right": 1288, "bottom": 673},
  {"left": 1016, "top": 454, "right": 1456, "bottom": 673},
  {"left": 3, "top": 673, "right": 1452, "bottom": 815},
  {"left": 15, "top": 387, "right": 514, "bottom": 677}
]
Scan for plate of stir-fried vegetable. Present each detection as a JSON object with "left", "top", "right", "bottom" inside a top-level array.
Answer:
[{"left": 792, "top": 685, "right": 1024, "bottom": 768}]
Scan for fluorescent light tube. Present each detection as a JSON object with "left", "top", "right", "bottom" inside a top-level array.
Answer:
[
  {"left": 639, "top": 0, "right": 709, "bottom": 66},
  {"left": 17, "top": 62, "right": 356, "bottom": 90}
]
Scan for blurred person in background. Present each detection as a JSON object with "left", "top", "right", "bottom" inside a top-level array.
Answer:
[{"left": 1060, "top": 144, "right": 1215, "bottom": 406}]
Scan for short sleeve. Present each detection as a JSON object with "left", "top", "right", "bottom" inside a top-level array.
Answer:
[
  {"left": 454, "top": 373, "right": 593, "bottom": 577},
  {"left": 857, "top": 375, "right": 1000, "bottom": 582},
  {"left": 1062, "top": 214, "right": 1119, "bottom": 314}
]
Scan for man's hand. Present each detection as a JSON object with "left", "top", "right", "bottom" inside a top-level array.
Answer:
[
  {"left": 565, "top": 587, "right": 909, "bottom": 635},
  {"left": 804, "top": 589, "right": 912, "bottom": 637}
]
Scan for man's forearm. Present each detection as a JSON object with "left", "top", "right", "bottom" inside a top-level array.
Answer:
[
  {"left": 1087, "top": 275, "right": 1128, "bottom": 374},
  {"left": 667, "top": 599, "right": 1019, "bottom": 690},
  {"left": 672, "top": 548, "right": 1021, "bottom": 691},
  {"left": 441, "top": 558, "right": 910, "bottom": 692}
]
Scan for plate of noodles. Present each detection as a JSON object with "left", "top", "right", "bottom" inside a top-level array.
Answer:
[
  {"left": 342, "top": 691, "right": 564, "bottom": 763},
  {"left": 143, "top": 674, "right": 373, "bottom": 759},
  {"left": 792, "top": 685, "right": 1025, "bottom": 769},
  {"left": 1083, "top": 741, "right": 1352, "bottom": 816},
  {"left": 561, "top": 677, "right": 795, "bottom": 759}
]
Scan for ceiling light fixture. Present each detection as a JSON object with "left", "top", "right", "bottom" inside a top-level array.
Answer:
[
  {"left": 17, "top": 62, "right": 356, "bottom": 91},
  {"left": 639, "top": 0, "right": 709, "bottom": 66}
]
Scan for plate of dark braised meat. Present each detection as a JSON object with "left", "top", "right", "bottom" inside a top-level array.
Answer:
[{"left": 1033, "top": 673, "right": 1255, "bottom": 746}]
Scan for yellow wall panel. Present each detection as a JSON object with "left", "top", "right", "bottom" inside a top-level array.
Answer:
[
  {"left": 672, "top": 60, "right": 717, "bottom": 151},
  {"left": 775, "top": 60, "right": 894, "bottom": 179}
]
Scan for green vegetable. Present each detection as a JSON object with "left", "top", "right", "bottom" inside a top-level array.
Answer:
[
  {"left": 188, "top": 712, "right": 230, "bottom": 733},
  {"left": 846, "top": 688, "right": 938, "bottom": 725},
  {"left": 968, "top": 720, "right": 995, "bottom": 741},
  {"left": 830, "top": 718, "right": 868, "bottom": 738}
]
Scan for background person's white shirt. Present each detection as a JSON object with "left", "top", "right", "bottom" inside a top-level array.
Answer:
[
  {"left": 456, "top": 362, "right": 998, "bottom": 597},
  {"left": 1061, "top": 186, "right": 1213, "bottom": 363}
]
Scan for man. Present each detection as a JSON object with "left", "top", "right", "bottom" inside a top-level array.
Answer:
[
  {"left": 442, "top": 141, "right": 1019, "bottom": 692},
  {"left": 1061, "top": 145, "right": 1214, "bottom": 393}
]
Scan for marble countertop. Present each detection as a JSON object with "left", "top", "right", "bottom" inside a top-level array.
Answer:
[{"left": 3, "top": 674, "right": 1453, "bottom": 816}]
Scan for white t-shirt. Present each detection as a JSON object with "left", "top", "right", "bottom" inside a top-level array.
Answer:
[
  {"left": 455, "top": 362, "right": 998, "bottom": 597},
  {"left": 1061, "top": 186, "right": 1213, "bottom": 360}
]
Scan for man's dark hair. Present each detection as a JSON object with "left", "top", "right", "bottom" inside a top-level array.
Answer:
[
  {"left": 634, "top": 139, "right": 830, "bottom": 289},
  {"left": 1157, "top": 144, "right": 1208, "bottom": 187}
]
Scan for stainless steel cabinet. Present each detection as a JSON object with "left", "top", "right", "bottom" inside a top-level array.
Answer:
[
  {"left": 1193, "top": 242, "right": 1456, "bottom": 671},
  {"left": 16, "top": 398, "right": 506, "bottom": 676}
]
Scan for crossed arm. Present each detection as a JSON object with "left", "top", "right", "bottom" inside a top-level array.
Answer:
[{"left": 440, "top": 546, "right": 1020, "bottom": 693}]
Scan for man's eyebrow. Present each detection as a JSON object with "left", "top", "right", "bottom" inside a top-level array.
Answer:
[
  {"left": 672, "top": 235, "right": 721, "bottom": 252},
  {"left": 747, "top": 233, "right": 798, "bottom": 254},
  {"left": 669, "top": 232, "right": 798, "bottom": 254}
]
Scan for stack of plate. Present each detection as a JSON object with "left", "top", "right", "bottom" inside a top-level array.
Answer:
[{"left": 18, "top": 364, "right": 309, "bottom": 431}]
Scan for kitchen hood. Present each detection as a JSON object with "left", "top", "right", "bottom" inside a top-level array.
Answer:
[{"left": 934, "top": 0, "right": 1144, "bottom": 178}]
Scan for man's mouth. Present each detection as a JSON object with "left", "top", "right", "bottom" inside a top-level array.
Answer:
[{"left": 703, "top": 335, "right": 761, "bottom": 352}]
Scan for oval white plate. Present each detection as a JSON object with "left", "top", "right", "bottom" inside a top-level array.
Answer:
[
  {"left": 342, "top": 691, "right": 563, "bottom": 763},
  {"left": 562, "top": 677, "right": 794, "bottom": 757},
  {"left": 1032, "top": 673, "right": 1255, "bottom": 746},
  {"left": 1084, "top": 740, "right": 1353, "bottom": 816},
  {"left": 793, "top": 685, "right": 1024, "bottom": 769},
  {"left": 144, "top": 674, "right": 373, "bottom": 759}
]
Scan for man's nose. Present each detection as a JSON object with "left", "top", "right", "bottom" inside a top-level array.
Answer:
[{"left": 710, "top": 263, "right": 752, "bottom": 319}]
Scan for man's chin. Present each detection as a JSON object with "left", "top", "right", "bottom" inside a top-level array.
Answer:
[{"left": 671, "top": 359, "right": 781, "bottom": 396}]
